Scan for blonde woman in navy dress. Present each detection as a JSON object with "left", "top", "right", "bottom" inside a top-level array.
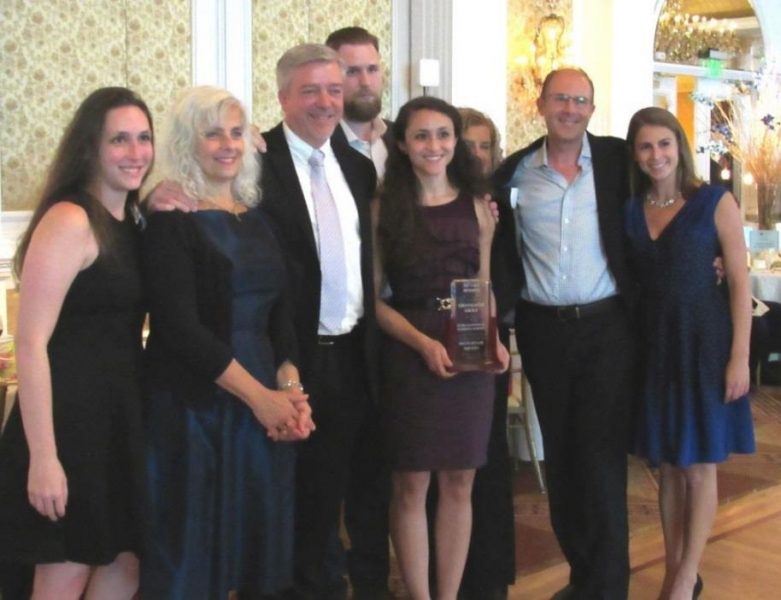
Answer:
[
  {"left": 624, "top": 107, "right": 755, "bottom": 600},
  {"left": 140, "top": 86, "right": 314, "bottom": 600}
]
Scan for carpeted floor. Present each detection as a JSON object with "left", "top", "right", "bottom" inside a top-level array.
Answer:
[{"left": 512, "top": 385, "right": 781, "bottom": 575}]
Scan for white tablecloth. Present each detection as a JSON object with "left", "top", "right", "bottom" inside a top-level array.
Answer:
[{"left": 750, "top": 271, "right": 781, "bottom": 303}]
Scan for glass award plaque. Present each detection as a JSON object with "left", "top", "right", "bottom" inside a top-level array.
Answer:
[{"left": 444, "top": 279, "right": 500, "bottom": 372}]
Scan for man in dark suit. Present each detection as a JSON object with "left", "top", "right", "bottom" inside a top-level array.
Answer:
[
  {"left": 493, "top": 68, "right": 635, "bottom": 600},
  {"left": 323, "top": 27, "right": 394, "bottom": 600},
  {"left": 260, "top": 44, "right": 378, "bottom": 600}
]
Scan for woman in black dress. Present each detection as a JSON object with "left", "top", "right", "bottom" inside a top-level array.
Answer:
[
  {"left": 0, "top": 88, "right": 153, "bottom": 599},
  {"left": 457, "top": 107, "right": 516, "bottom": 600},
  {"left": 373, "top": 97, "right": 508, "bottom": 600}
]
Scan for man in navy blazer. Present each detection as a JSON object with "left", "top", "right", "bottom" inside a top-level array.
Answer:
[
  {"left": 493, "top": 68, "right": 635, "bottom": 600},
  {"left": 260, "top": 44, "right": 379, "bottom": 600}
]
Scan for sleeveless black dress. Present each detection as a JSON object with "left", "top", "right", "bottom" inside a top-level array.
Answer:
[
  {"left": 0, "top": 209, "right": 145, "bottom": 565},
  {"left": 382, "top": 193, "right": 494, "bottom": 470}
]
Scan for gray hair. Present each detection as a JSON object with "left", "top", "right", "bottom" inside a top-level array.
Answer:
[
  {"left": 162, "top": 86, "right": 259, "bottom": 207},
  {"left": 276, "top": 43, "right": 344, "bottom": 92}
]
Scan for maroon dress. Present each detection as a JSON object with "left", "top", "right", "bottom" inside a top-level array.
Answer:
[{"left": 382, "top": 192, "right": 494, "bottom": 470}]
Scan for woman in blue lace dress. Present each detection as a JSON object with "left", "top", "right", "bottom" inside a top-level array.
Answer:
[{"left": 624, "top": 107, "right": 755, "bottom": 600}]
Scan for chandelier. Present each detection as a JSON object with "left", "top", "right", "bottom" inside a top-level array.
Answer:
[{"left": 655, "top": 0, "right": 741, "bottom": 64}]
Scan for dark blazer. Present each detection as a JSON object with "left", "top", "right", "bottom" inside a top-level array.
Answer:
[
  {"left": 492, "top": 132, "right": 633, "bottom": 310},
  {"left": 381, "top": 118, "right": 395, "bottom": 150},
  {"left": 330, "top": 118, "right": 395, "bottom": 175},
  {"left": 259, "top": 122, "right": 379, "bottom": 401}
]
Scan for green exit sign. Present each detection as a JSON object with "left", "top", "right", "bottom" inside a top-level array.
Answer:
[{"left": 703, "top": 58, "right": 724, "bottom": 78}]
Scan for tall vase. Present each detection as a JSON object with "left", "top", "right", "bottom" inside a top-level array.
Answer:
[{"left": 756, "top": 181, "right": 779, "bottom": 230}]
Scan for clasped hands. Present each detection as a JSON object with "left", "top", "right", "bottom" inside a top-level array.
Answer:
[{"left": 263, "top": 385, "right": 315, "bottom": 442}]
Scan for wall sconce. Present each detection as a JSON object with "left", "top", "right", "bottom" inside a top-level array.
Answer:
[{"left": 418, "top": 58, "right": 440, "bottom": 96}]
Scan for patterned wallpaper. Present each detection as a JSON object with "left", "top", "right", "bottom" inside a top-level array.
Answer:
[
  {"left": 0, "top": 0, "right": 191, "bottom": 211},
  {"left": 3, "top": 0, "right": 546, "bottom": 209},
  {"left": 251, "top": 0, "right": 392, "bottom": 131},
  {"left": 506, "top": 0, "right": 573, "bottom": 153}
]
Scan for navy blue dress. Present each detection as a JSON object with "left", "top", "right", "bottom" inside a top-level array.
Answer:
[
  {"left": 625, "top": 184, "right": 755, "bottom": 467},
  {"left": 140, "top": 209, "right": 296, "bottom": 599}
]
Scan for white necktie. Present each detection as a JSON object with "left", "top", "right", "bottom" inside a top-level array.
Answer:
[{"left": 309, "top": 149, "right": 347, "bottom": 330}]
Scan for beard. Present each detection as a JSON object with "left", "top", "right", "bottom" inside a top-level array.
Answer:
[{"left": 344, "top": 93, "right": 382, "bottom": 122}]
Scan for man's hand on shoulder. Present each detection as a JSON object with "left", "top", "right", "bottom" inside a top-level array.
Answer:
[
  {"left": 250, "top": 124, "right": 267, "bottom": 154},
  {"left": 713, "top": 256, "right": 725, "bottom": 285},
  {"left": 145, "top": 180, "right": 197, "bottom": 213}
]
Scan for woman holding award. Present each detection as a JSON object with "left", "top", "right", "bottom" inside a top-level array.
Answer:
[{"left": 372, "top": 96, "right": 509, "bottom": 600}]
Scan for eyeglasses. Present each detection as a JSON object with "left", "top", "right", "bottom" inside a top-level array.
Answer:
[{"left": 547, "top": 93, "right": 592, "bottom": 107}]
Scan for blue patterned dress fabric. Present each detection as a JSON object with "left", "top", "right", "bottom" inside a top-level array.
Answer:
[{"left": 625, "top": 184, "right": 755, "bottom": 466}]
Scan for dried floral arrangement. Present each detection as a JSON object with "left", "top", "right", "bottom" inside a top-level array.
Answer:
[{"left": 693, "top": 63, "right": 781, "bottom": 228}]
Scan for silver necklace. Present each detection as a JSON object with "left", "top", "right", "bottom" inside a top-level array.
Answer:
[{"left": 646, "top": 192, "right": 679, "bottom": 208}]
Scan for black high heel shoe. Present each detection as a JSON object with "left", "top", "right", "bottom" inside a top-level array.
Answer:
[{"left": 692, "top": 574, "right": 703, "bottom": 599}]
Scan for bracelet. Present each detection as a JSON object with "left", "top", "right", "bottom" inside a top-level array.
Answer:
[{"left": 281, "top": 380, "right": 304, "bottom": 392}]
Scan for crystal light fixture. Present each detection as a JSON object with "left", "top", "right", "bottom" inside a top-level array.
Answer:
[{"left": 655, "top": 0, "right": 740, "bottom": 65}]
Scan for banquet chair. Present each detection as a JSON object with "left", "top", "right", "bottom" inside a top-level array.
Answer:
[
  {"left": 751, "top": 299, "right": 781, "bottom": 385},
  {"left": 506, "top": 328, "right": 546, "bottom": 494}
]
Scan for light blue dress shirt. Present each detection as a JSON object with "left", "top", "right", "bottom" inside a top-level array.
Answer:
[{"left": 510, "top": 134, "right": 618, "bottom": 306}]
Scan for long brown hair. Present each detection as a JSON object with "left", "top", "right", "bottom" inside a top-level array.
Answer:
[
  {"left": 14, "top": 87, "right": 154, "bottom": 277},
  {"left": 626, "top": 106, "right": 701, "bottom": 200},
  {"left": 377, "top": 96, "right": 488, "bottom": 270}
]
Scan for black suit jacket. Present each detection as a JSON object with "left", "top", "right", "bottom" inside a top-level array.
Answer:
[
  {"left": 259, "top": 122, "right": 379, "bottom": 401},
  {"left": 330, "top": 118, "right": 395, "bottom": 177},
  {"left": 491, "top": 132, "right": 633, "bottom": 312}
]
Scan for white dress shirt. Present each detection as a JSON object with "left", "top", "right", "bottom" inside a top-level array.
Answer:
[{"left": 283, "top": 123, "right": 364, "bottom": 334}]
